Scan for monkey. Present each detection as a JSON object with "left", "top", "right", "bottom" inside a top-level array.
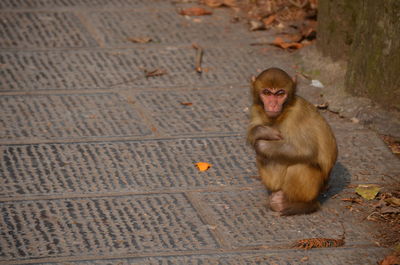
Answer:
[{"left": 247, "top": 67, "right": 337, "bottom": 216}]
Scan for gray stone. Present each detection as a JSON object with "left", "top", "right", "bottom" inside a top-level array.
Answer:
[
  {"left": 0, "top": 137, "right": 257, "bottom": 196},
  {"left": 0, "top": 94, "right": 152, "bottom": 140}
]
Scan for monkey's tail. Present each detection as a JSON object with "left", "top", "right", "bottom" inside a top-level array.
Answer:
[{"left": 281, "top": 201, "right": 320, "bottom": 216}]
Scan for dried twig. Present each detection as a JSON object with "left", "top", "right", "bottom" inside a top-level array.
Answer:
[{"left": 192, "top": 43, "right": 204, "bottom": 73}]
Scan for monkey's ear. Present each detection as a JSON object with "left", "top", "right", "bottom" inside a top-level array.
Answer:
[
  {"left": 292, "top": 74, "right": 298, "bottom": 85},
  {"left": 251, "top": 75, "right": 256, "bottom": 85}
]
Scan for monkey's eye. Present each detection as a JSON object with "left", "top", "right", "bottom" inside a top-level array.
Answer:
[
  {"left": 262, "top": 89, "right": 273, "bottom": 96},
  {"left": 275, "top": 90, "right": 286, "bottom": 97}
]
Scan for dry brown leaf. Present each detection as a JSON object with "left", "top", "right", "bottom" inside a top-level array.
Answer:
[
  {"left": 341, "top": 197, "right": 363, "bottom": 204},
  {"left": 195, "top": 162, "right": 212, "bottom": 171},
  {"left": 249, "top": 20, "right": 265, "bottom": 31},
  {"left": 204, "top": 0, "right": 224, "bottom": 7},
  {"left": 380, "top": 254, "right": 400, "bottom": 265},
  {"left": 380, "top": 206, "right": 400, "bottom": 214},
  {"left": 127, "top": 37, "right": 152, "bottom": 44},
  {"left": 271, "top": 37, "right": 303, "bottom": 50},
  {"left": 262, "top": 14, "right": 277, "bottom": 26},
  {"left": 179, "top": 7, "right": 212, "bottom": 16},
  {"left": 300, "top": 256, "right": 309, "bottom": 262},
  {"left": 144, "top": 69, "right": 167, "bottom": 78},
  {"left": 223, "top": 0, "right": 237, "bottom": 7},
  {"left": 180, "top": 102, "right": 193, "bottom": 106},
  {"left": 385, "top": 197, "right": 400, "bottom": 206},
  {"left": 204, "top": 0, "right": 237, "bottom": 8},
  {"left": 282, "top": 33, "right": 303, "bottom": 42}
]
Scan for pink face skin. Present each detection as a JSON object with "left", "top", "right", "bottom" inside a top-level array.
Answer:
[{"left": 260, "top": 88, "right": 287, "bottom": 118}]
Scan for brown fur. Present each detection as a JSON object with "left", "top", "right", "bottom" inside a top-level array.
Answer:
[{"left": 248, "top": 68, "right": 337, "bottom": 216}]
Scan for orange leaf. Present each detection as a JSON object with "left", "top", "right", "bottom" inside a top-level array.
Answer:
[
  {"left": 195, "top": 162, "right": 212, "bottom": 171},
  {"left": 262, "top": 15, "right": 276, "bottom": 26},
  {"left": 204, "top": 0, "right": 224, "bottom": 7},
  {"left": 271, "top": 37, "right": 303, "bottom": 50},
  {"left": 179, "top": 7, "right": 212, "bottom": 16},
  {"left": 180, "top": 102, "right": 193, "bottom": 106}
]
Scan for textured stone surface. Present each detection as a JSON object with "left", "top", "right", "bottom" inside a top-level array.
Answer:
[
  {"left": 0, "top": 0, "right": 396, "bottom": 264},
  {"left": 0, "top": 94, "right": 151, "bottom": 140},
  {"left": 88, "top": 9, "right": 253, "bottom": 47},
  {"left": 0, "top": 48, "right": 289, "bottom": 91},
  {"left": 136, "top": 89, "right": 249, "bottom": 136},
  {"left": 27, "top": 248, "right": 390, "bottom": 265},
  {"left": 331, "top": 120, "right": 400, "bottom": 183},
  {"left": 0, "top": 194, "right": 217, "bottom": 260},
  {"left": 197, "top": 190, "right": 373, "bottom": 248},
  {"left": 0, "top": 12, "right": 97, "bottom": 48},
  {"left": 0, "top": 137, "right": 256, "bottom": 196},
  {"left": 0, "top": 0, "right": 169, "bottom": 9}
]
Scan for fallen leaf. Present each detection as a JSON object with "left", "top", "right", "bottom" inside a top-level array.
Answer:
[
  {"left": 204, "top": 0, "right": 237, "bottom": 7},
  {"left": 385, "top": 197, "right": 400, "bottom": 206},
  {"left": 282, "top": 33, "right": 303, "bottom": 42},
  {"left": 180, "top": 102, "right": 193, "bottom": 106},
  {"left": 249, "top": 20, "right": 265, "bottom": 31},
  {"left": 195, "top": 162, "right": 212, "bottom": 171},
  {"left": 380, "top": 254, "right": 400, "bottom": 265},
  {"left": 271, "top": 37, "right": 303, "bottom": 50},
  {"left": 341, "top": 197, "right": 363, "bottom": 204},
  {"left": 355, "top": 184, "right": 381, "bottom": 200},
  {"left": 300, "top": 256, "right": 309, "bottom": 262},
  {"left": 262, "top": 14, "right": 277, "bottom": 26},
  {"left": 380, "top": 206, "right": 400, "bottom": 214},
  {"left": 204, "top": 0, "right": 224, "bottom": 7},
  {"left": 127, "top": 37, "right": 152, "bottom": 43},
  {"left": 179, "top": 7, "right": 212, "bottom": 16},
  {"left": 144, "top": 69, "right": 167, "bottom": 78}
]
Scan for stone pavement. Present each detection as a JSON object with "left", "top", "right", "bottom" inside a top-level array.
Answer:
[{"left": 0, "top": 1, "right": 399, "bottom": 264}]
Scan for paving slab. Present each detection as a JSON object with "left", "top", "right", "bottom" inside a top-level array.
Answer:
[
  {"left": 2, "top": 248, "right": 389, "bottom": 265},
  {"left": 191, "top": 190, "right": 374, "bottom": 248},
  {"left": 0, "top": 194, "right": 218, "bottom": 262},
  {"left": 0, "top": 93, "right": 152, "bottom": 141},
  {"left": 87, "top": 9, "right": 256, "bottom": 47},
  {"left": 136, "top": 88, "right": 249, "bottom": 136},
  {"left": 0, "top": 48, "right": 290, "bottom": 91},
  {"left": 0, "top": 0, "right": 170, "bottom": 9},
  {"left": 0, "top": 11, "right": 97, "bottom": 49},
  {"left": 0, "top": 137, "right": 257, "bottom": 197}
]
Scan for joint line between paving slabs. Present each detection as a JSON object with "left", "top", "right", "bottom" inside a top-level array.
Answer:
[
  {"left": 0, "top": 133, "right": 244, "bottom": 145},
  {"left": 185, "top": 191, "right": 233, "bottom": 249},
  {"left": 0, "top": 185, "right": 264, "bottom": 203}
]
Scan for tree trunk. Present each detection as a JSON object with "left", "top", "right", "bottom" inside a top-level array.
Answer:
[{"left": 317, "top": 0, "right": 400, "bottom": 110}]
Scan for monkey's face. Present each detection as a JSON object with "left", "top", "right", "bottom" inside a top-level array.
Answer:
[{"left": 259, "top": 88, "right": 287, "bottom": 118}]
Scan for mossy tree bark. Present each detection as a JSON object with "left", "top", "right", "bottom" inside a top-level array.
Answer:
[{"left": 317, "top": 0, "right": 400, "bottom": 110}]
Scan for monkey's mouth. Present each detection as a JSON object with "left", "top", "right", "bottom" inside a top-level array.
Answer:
[{"left": 266, "top": 111, "right": 281, "bottom": 118}]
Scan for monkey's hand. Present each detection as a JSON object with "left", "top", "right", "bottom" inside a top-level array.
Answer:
[
  {"left": 255, "top": 139, "right": 313, "bottom": 163},
  {"left": 255, "top": 139, "right": 295, "bottom": 159},
  {"left": 251, "top": 125, "right": 283, "bottom": 142}
]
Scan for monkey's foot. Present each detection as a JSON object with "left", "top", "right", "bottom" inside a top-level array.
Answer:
[{"left": 269, "top": 190, "right": 286, "bottom": 212}]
